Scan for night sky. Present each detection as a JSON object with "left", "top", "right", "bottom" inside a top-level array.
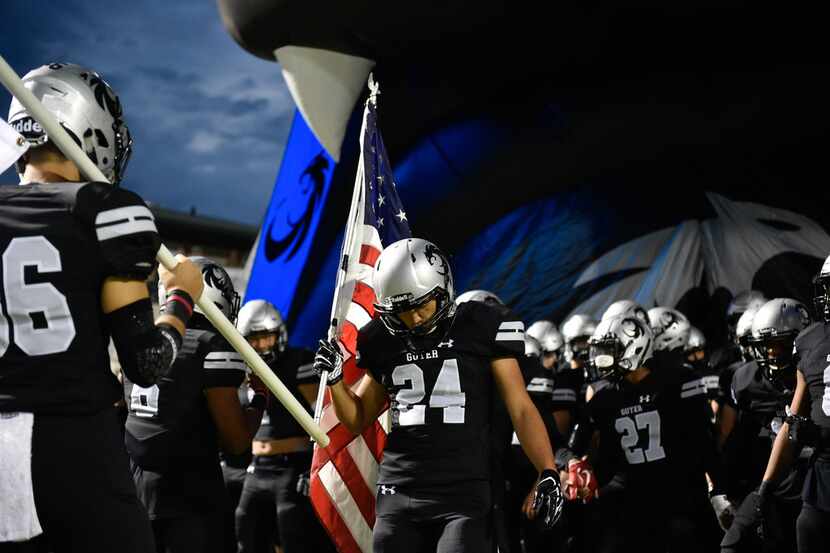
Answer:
[{"left": 1, "top": 0, "right": 294, "bottom": 225}]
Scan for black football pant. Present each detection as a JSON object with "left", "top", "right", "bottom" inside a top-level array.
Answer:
[
  {"left": 372, "top": 481, "right": 491, "bottom": 553},
  {"left": 221, "top": 463, "right": 249, "bottom": 553},
  {"left": 151, "top": 511, "right": 225, "bottom": 553},
  {"left": 720, "top": 491, "right": 799, "bottom": 553},
  {"left": 796, "top": 503, "right": 830, "bottom": 553},
  {"left": 235, "top": 453, "right": 329, "bottom": 553},
  {"left": 0, "top": 408, "right": 155, "bottom": 553},
  {"left": 621, "top": 493, "right": 721, "bottom": 553}
]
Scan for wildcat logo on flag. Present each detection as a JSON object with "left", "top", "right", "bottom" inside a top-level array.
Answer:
[{"left": 310, "top": 77, "right": 411, "bottom": 553}]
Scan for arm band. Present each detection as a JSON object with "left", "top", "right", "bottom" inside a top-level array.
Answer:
[
  {"left": 249, "top": 394, "right": 267, "bottom": 411},
  {"left": 162, "top": 288, "right": 195, "bottom": 326},
  {"left": 106, "top": 298, "right": 183, "bottom": 388}
]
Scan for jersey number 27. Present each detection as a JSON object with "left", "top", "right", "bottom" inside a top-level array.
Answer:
[{"left": 614, "top": 410, "right": 667, "bottom": 464}]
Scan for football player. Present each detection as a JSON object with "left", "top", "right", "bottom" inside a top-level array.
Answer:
[
  {"left": 686, "top": 326, "right": 720, "bottom": 405},
  {"left": 528, "top": 320, "right": 576, "bottom": 436},
  {"left": 560, "top": 314, "right": 724, "bottom": 553},
  {"left": 234, "top": 299, "right": 333, "bottom": 553},
  {"left": 0, "top": 63, "right": 203, "bottom": 552},
  {"left": 716, "top": 303, "right": 765, "bottom": 447},
  {"left": 719, "top": 299, "right": 811, "bottom": 553},
  {"left": 710, "top": 291, "right": 767, "bottom": 384},
  {"left": 124, "top": 258, "right": 265, "bottom": 553},
  {"left": 759, "top": 258, "right": 830, "bottom": 553},
  {"left": 313, "top": 238, "right": 563, "bottom": 553}
]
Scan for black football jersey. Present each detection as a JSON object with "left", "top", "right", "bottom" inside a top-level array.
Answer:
[
  {"left": 580, "top": 360, "right": 715, "bottom": 501},
  {"left": 0, "top": 182, "right": 159, "bottom": 414},
  {"left": 124, "top": 326, "right": 246, "bottom": 517},
  {"left": 795, "top": 322, "right": 830, "bottom": 458},
  {"left": 124, "top": 327, "right": 247, "bottom": 469},
  {"left": 357, "top": 301, "right": 525, "bottom": 487},
  {"left": 723, "top": 360, "right": 795, "bottom": 498},
  {"left": 254, "top": 347, "right": 316, "bottom": 441},
  {"left": 552, "top": 368, "right": 583, "bottom": 412}
]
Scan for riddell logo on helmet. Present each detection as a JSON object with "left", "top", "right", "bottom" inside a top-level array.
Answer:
[{"left": 11, "top": 118, "right": 43, "bottom": 135}]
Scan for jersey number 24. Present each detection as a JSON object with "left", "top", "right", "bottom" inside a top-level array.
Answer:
[{"left": 392, "top": 359, "right": 466, "bottom": 426}]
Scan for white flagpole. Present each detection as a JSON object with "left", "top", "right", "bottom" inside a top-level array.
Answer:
[
  {"left": 312, "top": 79, "right": 379, "bottom": 428},
  {"left": 0, "top": 54, "right": 329, "bottom": 447}
]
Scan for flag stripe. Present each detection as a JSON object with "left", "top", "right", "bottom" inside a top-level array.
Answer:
[
  {"left": 351, "top": 281, "right": 377, "bottom": 320},
  {"left": 331, "top": 444, "right": 376, "bottom": 525},
  {"left": 310, "top": 473, "right": 366, "bottom": 553},
  {"left": 359, "top": 244, "right": 381, "bottom": 268}
]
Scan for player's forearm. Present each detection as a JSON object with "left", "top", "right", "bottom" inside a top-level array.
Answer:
[
  {"left": 329, "top": 381, "right": 367, "bottom": 434},
  {"left": 514, "top": 402, "right": 557, "bottom": 473},
  {"left": 762, "top": 421, "right": 796, "bottom": 484}
]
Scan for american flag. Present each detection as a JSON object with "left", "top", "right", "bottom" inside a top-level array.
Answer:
[{"left": 310, "top": 80, "right": 411, "bottom": 553}]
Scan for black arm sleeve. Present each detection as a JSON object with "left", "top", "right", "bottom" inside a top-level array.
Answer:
[{"left": 106, "top": 298, "right": 182, "bottom": 388}]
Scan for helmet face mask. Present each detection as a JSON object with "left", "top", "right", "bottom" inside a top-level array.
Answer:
[
  {"left": 8, "top": 63, "right": 133, "bottom": 185},
  {"left": 750, "top": 298, "right": 811, "bottom": 384},
  {"left": 373, "top": 239, "right": 455, "bottom": 338},
  {"left": 237, "top": 300, "right": 287, "bottom": 363},
  {"left": 813, "top": 275, "right": 830, "bottom": 324},
  {"left": 588, "top": 316, "right": 653, "bottom": 381},
  {"left": 750, "top": 334, "right": 797, "bottom": 383},
  {"left": 376, "top": 288, "right": 451, "bottom": 338}
]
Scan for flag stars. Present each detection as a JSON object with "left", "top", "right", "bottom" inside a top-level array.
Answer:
[
  {"left": 395, "top": 210, "right": 407, "bottom": 222},
  {"left": 378, "top": 217, "right": 384, "bottom": 227},
  {"left": 378, "top": 194, "right": 385, "bottom": 207}
]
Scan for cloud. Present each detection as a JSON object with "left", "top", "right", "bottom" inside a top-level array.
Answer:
[{"left": 1, "top": 0, "right": 296, "bottom": 224}]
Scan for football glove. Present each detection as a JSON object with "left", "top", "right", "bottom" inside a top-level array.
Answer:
[
  {"left": 313, "top": 339, "right": 344, "bottom": 385},
  {"left": 531, "top": 469, "right": 564, "bottom": 529},
  {"left": 710, "top": 494, "right": 736, "bottom": 531},
  {"left": 565, "top": 458, "right": 598, "bottom": 502}
]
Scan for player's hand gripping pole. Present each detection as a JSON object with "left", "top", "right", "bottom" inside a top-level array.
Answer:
[{"left": 0, "top": 54, "right": 329, "bottom": 447}]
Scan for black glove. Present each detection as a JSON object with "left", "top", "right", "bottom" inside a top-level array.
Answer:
[
  {"left": 313, "top": 339, "right": 344, "bottom": 385},
  {"left": 755, "top": 481, "right": 773, "bottom": 542},
  {"left": 532, "top": 469, "right": 565, "bottom": 529},
  {"left": 296, "top": 470, "right": 310, "bottom": 496}
]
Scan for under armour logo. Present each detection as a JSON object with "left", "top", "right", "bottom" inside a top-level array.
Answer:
[
  {"left": 639, "top": 395, "right": 651, "bottom": 403},
  {"left": 380, "top": 485, "right": 396, "bottom": 495},
  {"left": 438, "top": 339, "right": 454, "bottom": 349}
]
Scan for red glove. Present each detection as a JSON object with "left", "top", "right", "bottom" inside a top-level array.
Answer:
[{"left": 567, "top": 459, "right": 598, "bottom": 502}]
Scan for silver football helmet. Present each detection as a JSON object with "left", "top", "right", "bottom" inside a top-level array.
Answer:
[
  {"left": 455, "top": 289, "right": 503, "bottom": 306},
  {"left": 560, "top": 314, "right": 598, "bottom": 363},
  {"left": 527, "top": 320, "right": 564, "bottom": 354},
  {"left": 373, "top": 238, "right": 454, "bottom": 336},
  {"left": 525, "top": 335, "right": 542, "bottom": 358},
  {"left": 8, "top": 63, "right": 132, "bottom": 185},
  {"left": 647, "top": 307, "right": 691, "bottom": 352},
  {"left": 726, "top": 290, "right": 767, "bottom": 339},
  {"left": 685, "top": 326, "right": 706, "bottom": 353},
  {"left": 589, "top": 315, "right": 653, "bottom": 379},
  {"left": 602, "top": 300, "right": 649, "bottom": 325},
  {"left": 750, "top": 298, "right": 811, "bottom": 382},
  {"left": 735, "top": 305, "right": 762, "bottom": 361},
  {"left": 237, "top": 299, "right": 287, "bottom": 362},
  {"left": 813, "top": 253, "right": 830, "bottom": 323},
  {"left": 159, "top": 256, "right": 240, "bottom": 324}
]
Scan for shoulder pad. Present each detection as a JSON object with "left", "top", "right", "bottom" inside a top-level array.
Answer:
[
  {"left": 795, "top": 322, "right": 825, "bottom": 353},
  {"left": 730, "top": 361, "right": 759, "bottom": 398}
]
